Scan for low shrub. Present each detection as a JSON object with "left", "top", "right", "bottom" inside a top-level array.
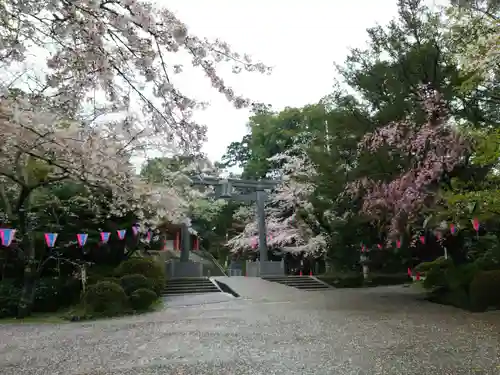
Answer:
[
  {"left": 86, "top": 276, "right": 120, "bottom": 287},
  {"left": 0, "top": 280, "right": 20, "bottom": 318},
  {"left": 32, "top": 277, "right": 81, "bottom": 313},
  {"left": 115, "top": 258, "right": 165, "bottom": 295},
  {"left": 318, "top": 273, "right": 364, "bottom": 288},
  {"left": 87, "top": 265, "right": 117, "bottom": 286},
  {"left": 469, "top": 270, "right": 500, "bottom": 312},
  {"left": 129, "top": 288, "right": 158, "bottom": 311},
  {"left": 119, "top": 274, "right": 153, "bottom": 296},
  {"left": 82, "top": 281, "right": 129, "bottom": 317},
  {"left": 318, "top": 271, "right": 410, "bottom": 288},
  {"left": 369, "top": 273, "right": 411, "bottom": 286}
]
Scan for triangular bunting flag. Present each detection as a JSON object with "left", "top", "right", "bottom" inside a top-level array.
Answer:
[
  {"left": 100, "top": 232, "right": 110, "bottom": 243},
  {"left": 146, "top": 231, "right": 152, "bottom": 242},
  {"left": 117, "top": 229, "right": 126, "bottom": 240},
  {"left": 77, "top": 233, "right": 88, "bottom": 247},
  {"left": 472, "top": 218, "right": 479, "bottom": 232},
  {"left": 396, "top": 240, "right": 401, "bottom": 249},
  {"left": 132, "top": 225, "right": 139, "bottom": 236},
  {"left": 450, "top": 223, "right": 456, "bottom": 234},
  {"left": 44, "top": 233, "right": 58, "bottom": 248},
  {"left": 420, "top": 235, "right": 425, "bottom": 244},
  {"left": 0, "top": 228, "right": 15, "bottom": 247},
  {"left": 407, "top": 267, "right": 412, "bottom": 277}
]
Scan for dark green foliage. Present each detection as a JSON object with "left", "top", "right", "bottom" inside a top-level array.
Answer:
[
  {"left": 318, "top": 274, "right": 364, "bottom": 288},
  {"left": 115, "top": 258, "right": 165, "bottom": 295},
  {"left": 0, "top": 280, "right": 20, "bottom": 318},
  {"left": 469, "top": 270, "right": 500, "bottom": 312},
  {"left": 368, "top": 273, "right": 411, "bottom": 286},
  {"left": 82, "top": 281, "right": 128, "bottom": 316},
  {"left": 33, "top": 277, "right": 81, "bottom": 313},
  {"left": 418, "top": 257, "right": 484, "bottom": 310},
  {"left": 0, "top": 278, "right": 81, "bottom": 318},
  {"left": 119, "top": 274, "right": 153, "bottom": 296},
  {"left": 129, "top": 288, "right": 158, "bottom": 311},
  {"left": 318, "top": 272, "right": 410, "bottom": 288}
]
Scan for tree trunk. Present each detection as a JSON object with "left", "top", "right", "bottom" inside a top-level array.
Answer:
[{"left": 16, "top": 187, "right": 37, "bottom": 318}]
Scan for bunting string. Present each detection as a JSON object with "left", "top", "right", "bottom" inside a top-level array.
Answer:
[{"left": 0, "top": 227, "right": 154, "bottom": 249}]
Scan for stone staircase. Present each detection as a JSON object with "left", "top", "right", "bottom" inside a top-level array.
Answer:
[
  {"left": 163, "top": 277, "right": 221, "bottom": 296},
  {"left": 262, "top": 275, "right": 331, "bottom": 291}
]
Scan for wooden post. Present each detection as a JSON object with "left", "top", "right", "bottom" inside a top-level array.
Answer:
[{"left": 175, "top": 231, "right": 180, "bottom": 251}]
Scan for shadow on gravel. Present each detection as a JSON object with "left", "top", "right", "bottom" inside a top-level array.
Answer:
[{"left": 212, "top": 279, "right": 240, "bottom": 297}]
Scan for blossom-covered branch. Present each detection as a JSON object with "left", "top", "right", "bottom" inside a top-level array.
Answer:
[
  {"left": 347, "top": 85, "right": 470, "bottom": 239},
  {"left": 0, "top": 0, "right": 271, "bottom": 153}
]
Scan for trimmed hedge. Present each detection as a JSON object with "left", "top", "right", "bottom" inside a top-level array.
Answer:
[
  {"left": 317, "top": 272, "right": 410, "bottom": 288},
  {"left": 82, "top": 281, "right": 129, "bottom": 317},
  {"left": 129, "top": 288, "right": 157, "bottom": 311},
  {"left": 119, "top": 274, "right": 153, "bottom": 296},
  {"left": 115, "top": 258, "right": 165, "bottom": 295},
  {"left": 469, "top": 270, "right": 500, "bottom": 312}
]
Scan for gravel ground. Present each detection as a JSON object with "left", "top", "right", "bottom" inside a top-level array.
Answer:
[{"left": 1, "top": 285, "right": 499, "bottom": 375}]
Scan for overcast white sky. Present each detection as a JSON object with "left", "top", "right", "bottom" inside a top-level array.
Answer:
[{"left": 161, "top": 0, "right": 444, "bottom": 164}]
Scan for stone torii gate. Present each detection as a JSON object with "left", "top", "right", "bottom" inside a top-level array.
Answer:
[{"left": 191, "top": 176, "right": 285, "bottom": 276}]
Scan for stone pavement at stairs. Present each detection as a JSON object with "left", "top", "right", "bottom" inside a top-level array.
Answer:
[{"left": 212, "top": 276, "right": 311, "bottom": 301}]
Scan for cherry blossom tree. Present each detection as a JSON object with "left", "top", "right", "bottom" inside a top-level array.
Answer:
[
  {"left": 346, "top": 85, "right": 470, "bottom": 240},
  {"left": 0, "top": 0, "right": 268, "bottom": 315},
  {"left": 0, "top": 0, "right": 270, "bottom": 153},
  {"left": 447, "top": 0, "right": 499, "bottom": 83},
  {"left": 226, "top": 141, "right": 327, "bottom": 255}
]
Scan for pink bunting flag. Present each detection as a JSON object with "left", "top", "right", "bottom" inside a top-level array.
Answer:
[
  {"left": 361, "top": 245, "right": 365, "bottom": 253},
  {"left": 450, "top": 223, "right": 456, "bottom": 234},
  {"left": 472, "top": 218, "right": 480, "bottom": 232},
  {"left": 396, "top": 240, "right": 401, "bottom": 249},
  {"left": 117, "top": 229, "right": 126, "bottom": 240},
  {"left": 100, "top": 232, "right": 110, "bottom": 243},
  {"left": 132, "top": 225, "right": 139, "bottom": 236},
  {"left": 420, "top": 236, "right": 425, "bottom": 244},
  {"left": 76, "top": 233, "right": 88, "bottom": 247},
  {"left": 44, "top": 233, "right": 58, "bottom": 248},
  {"left": 407, "top": 267, "right": 412, "bottom": 277},
  {"left": 146, "top": 231, "right": 152, "bottom": 242},
  {"left": 0, "top": 228, "right": 15, "bottom": 247},
  {"left": 377, "top": 244, "right": 382, "bottom": 249}
]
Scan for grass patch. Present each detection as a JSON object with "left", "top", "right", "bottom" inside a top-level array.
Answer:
[
  {"left": 0, "top": 299, "right": 165, "bottom": 324},
  {"left": 0, "top": 311, "right": 69, "bottom": 324}
]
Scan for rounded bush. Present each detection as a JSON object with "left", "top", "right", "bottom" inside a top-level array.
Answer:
[
  {"left": 469, "top": 270, "right": 500, "bottom": 312},
  {"left": 119, "top": 274, "right": 153, "bottom": 296},
  {"left": 115, "top": 258, "right": 165, "bottom": 295},
  {"left": 83, "top": 281, "right": 128, "bottom": 316},
  {"left": 129, "top": 288, "right": 158, "bottom": 311}
]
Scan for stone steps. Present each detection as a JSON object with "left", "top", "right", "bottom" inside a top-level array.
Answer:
[
  {"left": 262, "top": 276, "right": 331, "bottom": 291},
  {"left": 163, "top": 277, "right": 221, "bottom": 296}
]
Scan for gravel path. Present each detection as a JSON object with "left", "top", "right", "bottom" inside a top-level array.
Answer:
[{"left": 1, "top": 285, "right": 499, "bottom": 375}]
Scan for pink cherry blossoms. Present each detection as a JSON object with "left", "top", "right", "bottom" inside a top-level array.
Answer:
[
  {"left": 0, "top": 91, "right": 219, "bottom": 227},
  {"left": 348, "top": 84, "right": 470, "bottom": 238}
]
